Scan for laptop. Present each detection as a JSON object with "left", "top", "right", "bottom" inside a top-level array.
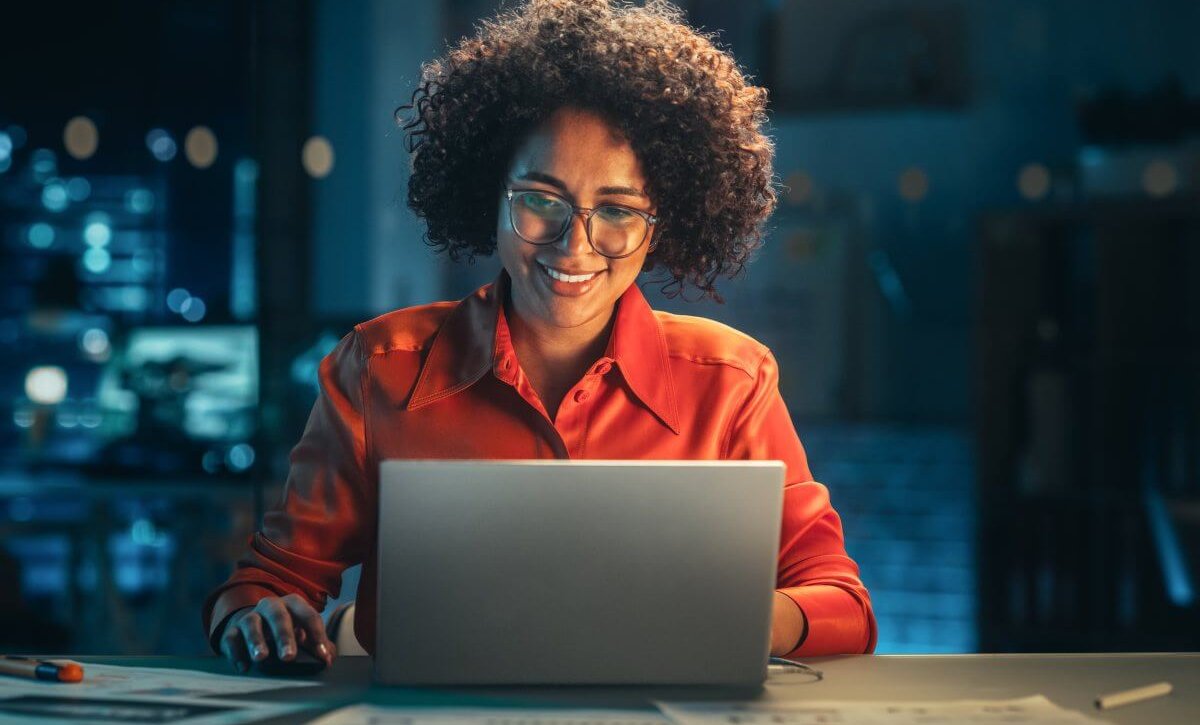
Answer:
[{"left": 375, "top": 459, "right": 785, "bottom": 686}]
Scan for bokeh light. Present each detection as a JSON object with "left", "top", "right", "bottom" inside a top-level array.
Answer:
[
  {"left": 80, "top": 328, "right": 111, "bottom": 359},
  {"left": 25, "top": 366, "right": 69, "bottom": 405},
  {"left": 125, "top": 188, "right": 155, "bottom": 214},
  {"left": 180, "top": 296, "right": 207, "bottom": 322},
  {"left": 301, "top": 135, "right": 335, "bottom": 178},
  {"left": 1142, "top": 159, "right": 1179, "bottom": 198},
  {"left": 226, "top": 443, "right": 256, "bottom": 471},
  {"left": 146, "top": 128, "right": 178, "bottom": 162},
  {"left": 83, "top": 247, "right": 112, "bottom": 274},
  {"left": 166, "top": 288, "right": 191, "bottom": 313},
  {"left": 63, "top": 116, "right": 99, "bottom": 160},
  {"left": 898, "top": 166, "right": 930, "bottom": 203},
  {"left": 30, "top": 148, "right": 57, "bottom": 181},
  {"left": 41, "top": 179, "right": 69, "bottom": 212},
  {"left": 83, "top": 215, "right": 113, "bottom": 247},
  {"left": 27, "top": 222, "right": 55, "bottom": 249},
  {"left": 66, "top": 176, "right": 91, "bottom": 201},
  {"left": 184, "top": 126, "right": 218, "bottom": 168},
  {"left": 1017, "top": 163, "right": 1051, "bottom": 201}
]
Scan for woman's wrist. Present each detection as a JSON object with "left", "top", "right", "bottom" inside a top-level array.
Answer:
[{"left": 770, "top": 590, "right": 807, "bottom": 656}]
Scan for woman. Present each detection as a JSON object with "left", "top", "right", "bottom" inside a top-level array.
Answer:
[{"left": 206, "top": 0, "right": 876, "bottom": 672}]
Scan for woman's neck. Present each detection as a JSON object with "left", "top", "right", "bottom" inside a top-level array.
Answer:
[{"left": 504, "top": 294, "right": 615, "bottom": 418}]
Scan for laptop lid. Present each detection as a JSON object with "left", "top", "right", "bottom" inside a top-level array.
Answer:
[{"left": 375, "top": 460, "right": 785, "bottom": 686}]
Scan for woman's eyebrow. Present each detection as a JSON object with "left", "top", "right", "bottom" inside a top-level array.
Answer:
[{"left": 513, "top": 170, "right": 646, "bottom": 199}]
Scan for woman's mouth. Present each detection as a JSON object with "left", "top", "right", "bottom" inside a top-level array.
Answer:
[{"left": 537, "top": 261, "right": 604, "bottom": 296}]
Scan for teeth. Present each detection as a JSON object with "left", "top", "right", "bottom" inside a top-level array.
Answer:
[{"left": 541, "top": 263, "right": 598, "bottom": 284}]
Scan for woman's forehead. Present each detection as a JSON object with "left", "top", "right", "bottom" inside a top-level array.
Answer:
[{"left": 508, "top": 110, "right": 646, "bottom": 190}]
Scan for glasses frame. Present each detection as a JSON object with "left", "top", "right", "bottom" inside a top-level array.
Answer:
[{"left": 505, "top": 187, "right": 658, "bottom": 259}]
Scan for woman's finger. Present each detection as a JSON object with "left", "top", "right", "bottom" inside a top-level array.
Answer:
[
  {"left": 282, "top": 594, "right": 337, "bottom": 666},
  {"left": 219, "top": 625, "right": 251, "bottom": 673},
  {"left": 256, "top": 598, "right": 298, "bottom": 661},
  {"left": 238, "top": 611, "right": 271, "bottom": 662}
]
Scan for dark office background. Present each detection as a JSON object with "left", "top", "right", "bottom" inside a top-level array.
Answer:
[{"left": 1, "top": 0, "right": 1198, "bottom": 656}]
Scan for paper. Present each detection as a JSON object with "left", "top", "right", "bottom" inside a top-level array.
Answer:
[
  {"left": 309, "top": 705, "right": 672, "bottom": 725},
  {"left": 0, "top": 662, "right": 320, "bottom": 698},
  {"left": 654, "top": 695, "right": 1112, "bottom": 725},
  {"left": 0, "top": 692, "right": 307, "bottom": 724}
]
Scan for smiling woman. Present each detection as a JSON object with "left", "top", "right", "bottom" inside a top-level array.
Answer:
[{"left": 204, "top": 0, "right": 876, "bottom": 674}]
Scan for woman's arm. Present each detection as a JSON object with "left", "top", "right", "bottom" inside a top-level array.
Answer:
[
  {"left": 725, "top": 350, "right": 877, "bottom": 657},
  {"left": 203, "top": 330, "right": 371, "bottom": 654}
]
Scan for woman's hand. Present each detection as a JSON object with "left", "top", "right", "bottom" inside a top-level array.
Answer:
[
  {"left": 770, "top": 591, "right": 807, "bottom": 657},
  {"left": 218, "top": 594, "right": 337, "bottom": 673}
]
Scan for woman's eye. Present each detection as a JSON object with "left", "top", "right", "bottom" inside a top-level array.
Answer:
[
  {"left": 523, "top": 194, "right": 561, "bottom": 212},
  {"left": 597, "top": 206, "right": 634, "bottom": 222}
]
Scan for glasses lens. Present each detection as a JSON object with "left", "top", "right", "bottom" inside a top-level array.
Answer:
[
  {"left": 511, "top": 191, "right": 569, "bottom": 242},
  {"left": 590, "top": 206, "right": 649, "bottom": 257}
]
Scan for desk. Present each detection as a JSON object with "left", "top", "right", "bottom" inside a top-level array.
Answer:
[{"left": 62, "top": 654, "right": 1198, "bottom": 724}]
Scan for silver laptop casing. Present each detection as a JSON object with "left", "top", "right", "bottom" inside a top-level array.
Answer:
[{"left": 375, "top": 460, "right": 784, "bottom": 686}]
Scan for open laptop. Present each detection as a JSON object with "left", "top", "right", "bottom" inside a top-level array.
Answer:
[{"left": 375, "top": 459, "right": 785, "bottom": 686}]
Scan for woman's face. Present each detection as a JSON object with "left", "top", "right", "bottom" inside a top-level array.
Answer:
[{"left": 497, "top": 106, "right": 656, "bottom": 335}]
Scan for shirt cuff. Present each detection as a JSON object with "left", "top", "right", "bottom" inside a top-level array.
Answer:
[{"left": 778, "top": 585, "right": 874, "bottom": 657}]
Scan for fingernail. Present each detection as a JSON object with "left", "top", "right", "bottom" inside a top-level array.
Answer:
[
  {"left": 283, "top": 645, "right": 295, "bottom": 657},
  {"left": 253, "top": 646, "right": 265, "bottom": 659},
  {"left": 317, "top": 642, "right": 328, "bottom": 658},
  {"left": 236, "top": 661, "right": 248, "bottom": 673}
]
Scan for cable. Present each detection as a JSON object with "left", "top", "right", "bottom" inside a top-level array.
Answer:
[{"left": 767, "top": 657, "right": 823, "bottom": 682}]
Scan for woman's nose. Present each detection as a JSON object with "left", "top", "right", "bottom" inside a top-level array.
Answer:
[{"left": 556, "top": 212, "right": 593, "bottom": 256}]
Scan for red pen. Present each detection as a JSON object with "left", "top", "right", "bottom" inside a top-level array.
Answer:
[{"left": 0, "top": 655, "right": 84, "bottom": 683}]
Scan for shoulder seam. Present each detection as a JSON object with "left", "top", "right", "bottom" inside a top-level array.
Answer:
[{"left": 666, "top": 351, "right": 758, "bottom": 379}]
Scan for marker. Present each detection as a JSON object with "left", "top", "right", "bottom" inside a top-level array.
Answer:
[
  {"left": 0, "top": 655, "right": 84, "bottom": 683},
  {"left": 1094, "top": 681, "right": 1172, "bottom": 710}
]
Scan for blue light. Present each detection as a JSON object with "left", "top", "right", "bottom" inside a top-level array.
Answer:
[
  {"left": 83, "top": 247, "right": 111, "bottom": 274},
  {"left": 125, "top": 188, "right": 155, "bottom": 214},
  {"left": 31, "top": 148, "right": 56, "bottom": 181},
  {"left": 166, "top": 288, "right": 190, "bottom": 313},
  {"left": 0, "top": 131, "right": 11, "bottom": 162},
  {"left": 41, "top": 180, "right": 69, "bottom": 212},
  {"left": 0, "top": 156, "right": 10, "bottom": 174},
  {"left": 226, "top": 443, "right": 256, "bottom": 471},
  {"left": 146, "top": 128, "right": 177, "bottom": 162},
  {"left": 180, "top": 296, "right": 207, "bottom": 322},
  {"left": 84, "top": 219, "right": 112, "bottom": 247},
  {"left": 67, "top": 177, "right": 91, "bottom": 201},
  {"left": 27, "top": 222, "right": 55, "bottom": 248}
]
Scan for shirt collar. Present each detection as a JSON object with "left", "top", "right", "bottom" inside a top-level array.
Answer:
[{"left": 407, "top": 269, "right": 680, "bottom": 434}]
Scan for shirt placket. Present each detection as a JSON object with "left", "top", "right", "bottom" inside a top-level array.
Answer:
[
  {"left": 493, "top": 352, "right": 569, "bottom": 458},
  {"left": 553, "top": 357, "right": 614, "bottom": 459}
]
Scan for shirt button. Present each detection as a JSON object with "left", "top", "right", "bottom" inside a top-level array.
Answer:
[
  {"left": 594, "top": 362, "right": 612, "bottom": 375},
  {"left": 574, "top": 389, "right": 590, "bottom": 403}
]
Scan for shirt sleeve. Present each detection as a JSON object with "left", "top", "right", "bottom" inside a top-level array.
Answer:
[
  {"left": 201, "top": 330, "right": 371, "bottom": 652},
  {"left": 724, "top": 349, "right": 877, "bottom": 656}
]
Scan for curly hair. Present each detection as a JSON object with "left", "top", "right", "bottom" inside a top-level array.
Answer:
[{"left": 397, "top": 0, "right": 778, "bottom": 301}]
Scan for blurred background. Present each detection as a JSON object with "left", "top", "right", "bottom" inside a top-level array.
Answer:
[{"left": 1, "top": 0, "right": 1198, "bottom": 656}]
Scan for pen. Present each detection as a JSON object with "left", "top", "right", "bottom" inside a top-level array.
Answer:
[
  {"left": 1094, "top": 681, "right": 1172, "bottom": 710},
  {"left": 0, "top": 655, "right": 84, "bottom": 683}
]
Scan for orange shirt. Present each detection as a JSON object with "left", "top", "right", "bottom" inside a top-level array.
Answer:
[{"left": 203, "top": 271, "right": 876, "bottom": 658}]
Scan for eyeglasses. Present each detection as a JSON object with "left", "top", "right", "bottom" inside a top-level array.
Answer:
[{"left": 505, "top": 187, "right": 657, "bottom": 259}]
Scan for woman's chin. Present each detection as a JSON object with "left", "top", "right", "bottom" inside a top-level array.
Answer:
[{"left": 539, "top": 302, "right": 603, "bottom": 330}]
